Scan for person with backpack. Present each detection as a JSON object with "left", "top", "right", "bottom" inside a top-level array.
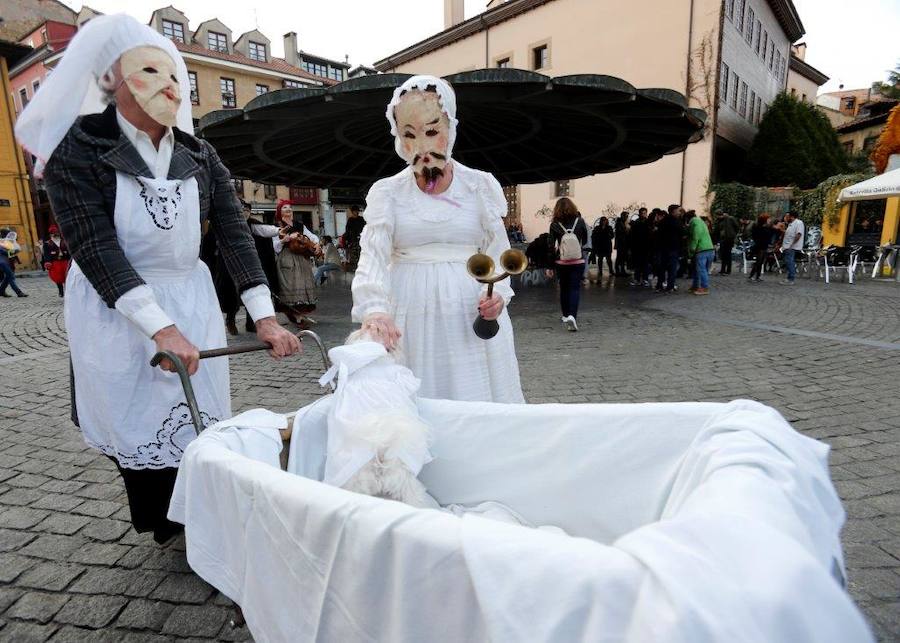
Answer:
[{"left": 549, "top": 197, "right": 588, "bottom": 331}]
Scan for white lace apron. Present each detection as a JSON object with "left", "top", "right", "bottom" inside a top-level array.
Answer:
[{"left": 65, "top": 173, "right": 230, "bottom": 469}]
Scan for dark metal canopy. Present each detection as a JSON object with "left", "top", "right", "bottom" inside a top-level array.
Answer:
[{"left": 197, "top": 69, "right": 706, "bottom": 189}]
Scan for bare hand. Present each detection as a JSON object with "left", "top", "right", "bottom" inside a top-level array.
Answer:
[
  {"left": 153, "top": 325, "right": 200, "bottom": 375},
  {"left": 362, "top": 313, "right": 401, "bottom": 351},
  {"left": 255, "top": 317, "right": 302, "bottom": 359},
  {"left": 478, "top": 293, "right": 504, "bottom": 321}
]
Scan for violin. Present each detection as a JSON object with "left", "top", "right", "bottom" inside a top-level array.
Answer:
[{"left": 281, "top": 227, "right": 320, "bottom": 258}]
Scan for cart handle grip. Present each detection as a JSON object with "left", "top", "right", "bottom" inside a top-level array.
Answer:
[{"left": 149, "top": 330, "right": 330, "bottom": 435}]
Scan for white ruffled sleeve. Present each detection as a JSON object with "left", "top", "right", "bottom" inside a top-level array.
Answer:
[
  {"left": 351, "top": 181, "right": 395, "bottom": 322},
  {"left": 476, "top": 170, "right": 515, "bottom": 304}
]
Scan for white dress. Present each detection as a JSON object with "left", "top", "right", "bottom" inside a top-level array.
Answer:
[
  {"left": 352, "top": 163, "right": 524, "bottom": 403},
  {"left": 65, "top": 172, "right": 230, "bottom": 469}
]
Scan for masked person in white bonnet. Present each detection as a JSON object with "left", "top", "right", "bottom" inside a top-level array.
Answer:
[
  {"left": 351, "top": 75, "right": 525, "bottom": 403},
  {"left": 15, "top": 14, "right": 301, "bottom": 544}
]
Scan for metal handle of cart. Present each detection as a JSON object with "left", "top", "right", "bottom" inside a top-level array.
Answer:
[{"left": 149, "top": 330, "right": 330, "bottom": 435}]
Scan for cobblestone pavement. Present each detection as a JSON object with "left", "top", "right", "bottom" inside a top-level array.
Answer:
[{"left": 1, "top": 269, "right": 899, "bottom": 641}]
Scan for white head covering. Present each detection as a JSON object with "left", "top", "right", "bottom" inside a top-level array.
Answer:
[
  {"left": 385, "top": 75, "right": 459, "bottom": 163},
  {"left": 15, "top": 13, "right": 193, "bottom": 176}
]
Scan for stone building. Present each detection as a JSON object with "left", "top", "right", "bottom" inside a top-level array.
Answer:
[
  {"left": 785, "top": 43, "right": 828, "bottom": 105},
  {"left": 374, "top": 0, "right": 807, "bottom": 240}
]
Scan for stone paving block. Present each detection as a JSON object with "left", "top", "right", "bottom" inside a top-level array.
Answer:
[
  {"left": 150, "top": 574, "right": 215, "bottom": 605},
  {"left": 7, "top": 591, "right": 70, "bottom": 623},
  {"left": 19, "top": 534, "right": 87, "bottom": 560},
  {"left": 74, "top": 483, "right": 123, "bottom": 501},
  {"left": 0, "top": 620, "right": 60, "bottom": 642},
  {"left": 0, "top": 527, "right": 37, "bottom": 552},
  {"left": 40, "top": 480, "right": 87, "bottom": 494},
  {"left": 43, "top": 463, "right": 83, "bottom": 481},
  {"left": 161, "top": 604, "right": 229, "bottom": 638},
  {"left": 0, "top": 506, "right": 50, "bottom": 529},
  {"left": 54, "top": 593, "right": 128, "bottom": 628},
  {"left": 76, "top": 469, "right": 118, "bottom": 484},
  {"left": 0, "top": 468, "right": 18, "bottom": 483},
  {"left": 80, "top": 519, "right": 131, "bottom": 542},
  {"left": 115, "top": 599, "right": 176, "bottom": 631},
  {"left": 0, "top": 586, "right": 25, "bottom": 613},
  {"left": 72, "top": 499, "right": 121, "bottom": 519},
  {"left": 67, "top": 542, "right": 130, "bottom": 566},
  {"left": 17, "top": 562, "right": 86, "bottom": 592},
  {"left": 36, "top": 512, "right": 92, "bottom": 535},
  {"left": 0, "top": 486, "right": 44, "bottom": 506},
  {"left": 866, "top": 494, "right": 900, "bottom": 516},
  {"left": 0, "top": 553, "right": 36, "bottom": 583},
  {"left": 6, "top": 473, "right": 51, "bottom": 488},
  {"left": 116, "top": 546, "right": 154, "bottom": 570},
  {"left": 847, "top": 568, "right": 900, "bottom": 600},
  {"left": 32, "top": 493, "right": 84, "bottom": 513},
  {"left": 48, "top": 625, "right": 122, "bottom": 642},
  {"left": 844, "top": 543, "right": 900, "bottom": 568}
]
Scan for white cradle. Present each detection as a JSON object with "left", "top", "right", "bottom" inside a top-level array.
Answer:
[{"left": 169, "top": 398, "right": 873, "bottom": 643}]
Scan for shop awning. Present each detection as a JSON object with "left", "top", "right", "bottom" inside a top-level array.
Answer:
[
  {"left": 197, "top": 69, "right": 706, "bottom": 189},
  {"left": 838, "top": 168, "right": 900, "bottom": 202}
]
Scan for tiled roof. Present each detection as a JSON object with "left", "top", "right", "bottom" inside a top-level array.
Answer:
[
  {"left": 174, "top": 40, "right": 335, "bottom": 85},
  {"left": 836, "top": 101, "right": 899, "bottom": 134}
]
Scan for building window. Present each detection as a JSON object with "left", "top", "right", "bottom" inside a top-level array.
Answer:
[
  {"left": 863, "top": 136, "right": 879, "bottom": 153},
  {"left": 754, "top": 20, "right": 761, "bottom": 54},
  {"left": 725, "top": 0, "right": 734, "bottom": 20},
  {"left": 328, "top": 67, "right": 343, "bottom": 81},
  {"left": 533, "top": 44, "right": 549, "bottom": 70},
  {"left": 32, "top": 79, "right": 40, "bottom": 94},
  {"left": 503, "top": 185, "right": 520, "bottom": 221},
  {"left": 755, "top": 96, "right": 762, "bottom": 125},
  {"left": 497, "top": 57, "right": 510, "bottom": 68},
  {"left": 730, "top": 72, "right": 739, "bottom": 109},
  {"left": 188, "top": 71, "right": 199, "bottom": 105},
  {"left": 232, "top": 179, "right": 243, "bottom": 196},
  {"left": 264, "top": 184, "right": 276, "bottom": 199},
  {"left": 554, "top": 180, "right": 571, "bottom": 198},
  {"left": 220, "top": 77, "right": 236, "bottom": 108},
  {"left": 19, "top": 88, "right": 28, "bottom": 108},
  {"left": 302, "top": 61, "right": 328, "bottom": 77},
  {"left": 248, "top": 41, "right": 266, "bottom": 62},
  {"left": 739, "top": 82, "right": 748, "bottom": 118},
  {"left": 162, "top": 19, "right": 185, "bottom": 42},
  {"left": 720, "top": 62, "right": 730, "bottom": 103},
  {"left": 208, "top": 31, "right": 228, "bottom": 53},
  {"left": 842, "top": 97, "right": 856, "bottom": 112},
  {"left": 801, "top": 93, "right": 807, "bottom": 103},
  {"left": 768, "top": 42, "right": 775, "bottom": 70},
  {"left": 749, "top": 90, "right": 756, "bottom": 123},
  {"left": 745, "top": 8, "right": 754, "bottom": 44},
  {"left": 735, "top": 0, "right": 745, "bottom": 33},
  {"left": 842, "top": 141, "right": 854, "bottom": 154},
  {"left": 761, "top": 31, "right": 767, "bottom": 59},
  {"left": 255, "top": 84, "right": 269, "bottom": 96},
  {"left": 284, "top": 79, "right": 303, "bottom": 88}
]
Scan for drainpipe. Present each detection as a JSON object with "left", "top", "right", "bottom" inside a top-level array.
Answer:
[
  {"left": 482, "top": 17, "right": 489, "bottom": 68},
  {"left": 680, "top": 0, "right": 696, "bottom": 205}
]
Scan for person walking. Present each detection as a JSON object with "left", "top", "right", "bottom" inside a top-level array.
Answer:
[
  {"left": 748, "top": 214, "right": 773, "bottom": 282},
  {"left": 343, "top": 205, "right": 366, "bottom": 271},
  {"left": 780, "top": 210, "right": 805, "bottom": 285},
  {"left": 614, "top": 212, "right": 629, "bottom": 276},
  {"left": 549, "top": 197, "right": 588, "bottom": 331},
  {"left": 714, "top": 211, "right": 739, "bottom": 275},
  {"left": 590, "top": 216, "right": 614, "bottom": 279},
  {"left": 42, "top": 225, "right": 71, "bottom": 297},
  {"left": 687, "top": 210, "right": 715, "bottom": 295},
  {"left": 0, "top": 230, "right": 27, "bottom": 298}
]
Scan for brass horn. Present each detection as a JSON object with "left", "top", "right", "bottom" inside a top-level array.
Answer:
[
  {"left": 499, "top": 249, "right": 527, "bottom": 276},
  {"left": 466, "top": 253, "right": 495, "bottom": 281}
]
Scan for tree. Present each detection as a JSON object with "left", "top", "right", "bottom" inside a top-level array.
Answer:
[
  {"left": 744, "top": 93, "right": 849, "bottom": 188},
  {"left": 872, "top": 62, "right": 900, "bottom": 100}
]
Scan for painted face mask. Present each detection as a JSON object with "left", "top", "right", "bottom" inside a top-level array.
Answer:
[
  {"left": 393, "top": 90, "right": 452, "bottom": 193},
  {"left": 119, "top": 46, "right": 181, "bottom": 127}
]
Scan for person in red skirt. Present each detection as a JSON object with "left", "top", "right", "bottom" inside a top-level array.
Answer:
[{"left": 42, "top": 225, "right": 71, "bottom": 297}]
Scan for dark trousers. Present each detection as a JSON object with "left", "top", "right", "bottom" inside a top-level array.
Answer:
[
  {"left": 594, "top": 252, "right": 613, "bottom": 277},
  {"left": 657, "top": 250, "right": 679, "bottom": 290},
  {"left": 614, "top": 249, "right": 628, "bottom": 275},
  {"left": 0, "top": 258, "right": 24, "bottom": 296},
  {"left": 110, "top": 458, "right": 183, "bottom": 544},
  {"left": 749, "top": 247, "right": 766, "bottom": 279},
  {"left": 720, "top": 239, "right": 734, "bottom": 274},
  {"left": 632, "top": 252, "right": 649, "bottom": 282},
  {"left": 556, "top": 263, "right": 583, "bottom": 318}
]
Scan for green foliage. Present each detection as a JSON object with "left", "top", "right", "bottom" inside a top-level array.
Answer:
[
  {"left": 871, "top": 62, "right": 900, "bottom": 99},
  {"left": 709, "top": 182, "right": 755, "bottom": 217},
  {"left": 744, "top": 93, "right": 849, "bottom": 189},
  {"left": 792, "top": 173, "right": 873, "bottom": 227}
]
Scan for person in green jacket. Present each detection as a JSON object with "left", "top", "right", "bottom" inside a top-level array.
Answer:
[{"left": 687, "top": 211, "right": 715, "bottom": 295}]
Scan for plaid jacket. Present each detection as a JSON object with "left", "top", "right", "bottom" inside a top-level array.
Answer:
[{"left": 43, "top": 105, "right": 267, "bottom": 308}]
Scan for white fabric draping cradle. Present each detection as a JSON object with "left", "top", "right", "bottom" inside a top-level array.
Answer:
[{"left": 169, "top": 398, "right": 872, "bottom": 643}]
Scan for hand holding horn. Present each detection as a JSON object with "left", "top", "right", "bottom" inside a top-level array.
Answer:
[{"left": 466, "top": 248, "right": 527, "bottom": 339}]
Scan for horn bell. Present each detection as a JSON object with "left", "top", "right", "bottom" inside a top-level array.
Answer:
[
  {"left": 466, "top": 253, "right": 495, "bottom": 280},
  {"left": 499, "top": 249, "right": 528, "bottom": 275}
]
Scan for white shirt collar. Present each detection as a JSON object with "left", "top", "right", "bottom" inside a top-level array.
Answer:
[{"left": 115, "top": 109, "right": 175, "bottom": 180}]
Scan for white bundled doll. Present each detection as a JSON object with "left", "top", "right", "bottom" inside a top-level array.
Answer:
[{"left": 318, "top": 330, "right": 437, "bottom": 508}]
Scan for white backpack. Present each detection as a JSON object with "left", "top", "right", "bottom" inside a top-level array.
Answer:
[{"left": 558, "top": 218, "right": 582, "bottom": 261}]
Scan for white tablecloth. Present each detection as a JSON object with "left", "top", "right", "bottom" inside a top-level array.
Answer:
[{"left": 169, "top": 399, "right": 872, "bottom": 643}]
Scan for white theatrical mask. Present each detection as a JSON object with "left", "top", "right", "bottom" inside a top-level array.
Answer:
[
  {"left": 393, "top": 90, "right": 452, "bottom": 192},
  {"left": 119, "top": 46, "right": 182, "bottom": 127}
]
